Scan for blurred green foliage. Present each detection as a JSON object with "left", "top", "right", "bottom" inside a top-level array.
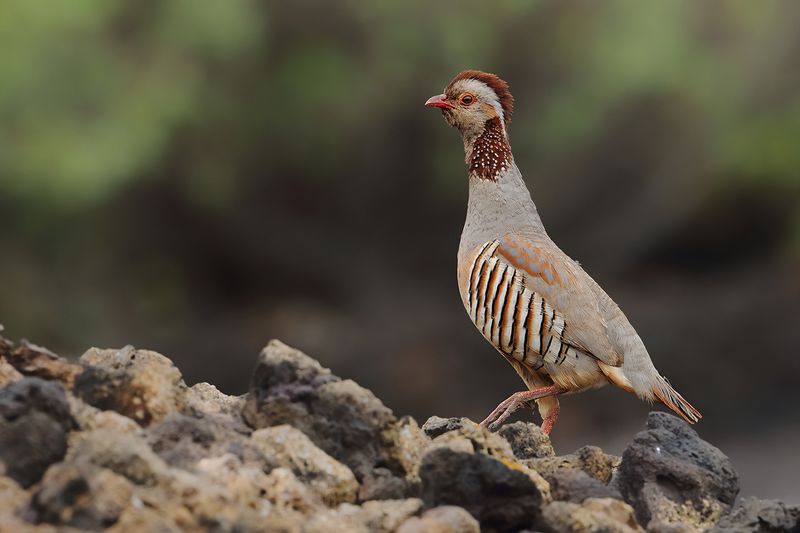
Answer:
[
  {"left": 0, "top": 0, "right": 263, "bottom": 205},
  {"left": 1, "top": 0, "right": 798, "bottom": 209}
]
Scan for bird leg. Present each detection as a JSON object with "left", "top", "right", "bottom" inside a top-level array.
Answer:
[
  {"left": 540, "top": 402, "right": 560, "bottom": 435},
  {"left": 480, "top": 385, "right": 564, "bottom": 431}
]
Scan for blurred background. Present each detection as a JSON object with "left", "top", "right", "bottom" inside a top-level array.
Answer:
[{"left": 1, "top": 0, "right": 799, "bottom": 502}]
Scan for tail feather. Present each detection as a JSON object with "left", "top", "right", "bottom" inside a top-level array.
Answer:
[{"left": 652, "top": 376, "right": 702, "bottom": 424}]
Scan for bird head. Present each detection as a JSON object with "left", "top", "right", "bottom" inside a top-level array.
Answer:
[{"left": 425, "top": 70, "right": 514, "bottom": 141}]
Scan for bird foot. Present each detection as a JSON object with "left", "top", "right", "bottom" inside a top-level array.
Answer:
[{"left": 479, "top": 385, "right": 564, "bottom": 431}]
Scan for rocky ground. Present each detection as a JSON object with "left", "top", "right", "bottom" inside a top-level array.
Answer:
[{"left": 0, "top": 332, "right": 797, "bottom": 532}]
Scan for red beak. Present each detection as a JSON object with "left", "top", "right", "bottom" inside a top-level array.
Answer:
[{"left": 425, "top": 93, "right": 453, "bottom": 109}]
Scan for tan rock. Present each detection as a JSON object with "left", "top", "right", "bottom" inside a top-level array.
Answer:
[
  {"left": 397, "top": 506, "right": 480, "bottom": 533},
  {"left": 251, "top": 425, "right": 359, "bottom": 505}
]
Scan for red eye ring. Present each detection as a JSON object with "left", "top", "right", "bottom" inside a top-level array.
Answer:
[{"left": 460, "top": 94, "right": 475, "bottom": 106}]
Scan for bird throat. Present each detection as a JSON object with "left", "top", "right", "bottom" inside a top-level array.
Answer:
[{"left": 466, "top": 117, "right": 512, "bottom": 182}]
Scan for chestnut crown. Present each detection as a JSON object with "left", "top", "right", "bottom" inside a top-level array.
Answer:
[{"left": 425, "top": 70, "right": 514, "bottom": 140}]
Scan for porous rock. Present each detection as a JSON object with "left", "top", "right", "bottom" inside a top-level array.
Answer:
[
  {"left": 541, "top": 497, "right": 644, "bottom": 533},
  {"left": 548, "top": 468, "right": 622, "bottom": 503},
  {"left": 251, "top": 424, "right": 359, "bottom": 505},
  {"left": 23, "top": 462, "right": 133, "bottom": 530},
  {"left": 0, "top": 334, "right": 794, "bottom": 533},
  {"left": 526, "top": 445, "right": 619, "bottom": 483},
  {"left": 0, "top": 378, "right": 72, "bottom": 487},
  {"left": 397, "top": 505, "right": 481, "bottom": 533},
  {"left": 145, "top": 414, "right": 257, "bottom": 470},
  {"left": 74, "top": 346, "right": 186, "bottom": 426},
  {"left": 422, "top": 416, "right": 468, "bottom": 439},
  {"left": 243, "top": 340, "right": 413, "bottom": 497},
  {"left": 423, "top": 416, "right": 517, "bottom": 461},
  {"left": 0, "top": 357, "right": 23, "bottom": 388},
  {"left": 498, "top": 421, "right": 556, "bottom": 459},
  {"left": 710, "top": 497, "right": 800, "bottom": 532},
  {"left": 419, "top": 447, "right": 543, "bottom": 532},
  {"left": 0, "top": 476, "right": 28, "bottom": 522},
  {"left": 4, "top": 340, "right": 82, "bottom": 388},
  {"left": 183, "top": 381, "right": 245, "bottom": 421},
  {"left": 617, "top": 412, "right": 739, "bottom": 531},
  {"left": 68, "top": 395, "right": 140, "bottom": 435},
  {"left": 66, "top": 428, "right": 172, "bottom": 486},
  {"left": 305, "top": 498, "right": 423, "bottom": 533}
]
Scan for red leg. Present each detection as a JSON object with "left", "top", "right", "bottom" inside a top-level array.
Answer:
[
  {"left": 480, "top": 385, "right": 563, "bottom": 431},
  {"left": 540, "top": 402, "right": 560, "bottom": 435}
]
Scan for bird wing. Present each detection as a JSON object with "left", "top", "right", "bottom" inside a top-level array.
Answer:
[{"left": 492, "top": 234, "right": 624, "bottom": 367}]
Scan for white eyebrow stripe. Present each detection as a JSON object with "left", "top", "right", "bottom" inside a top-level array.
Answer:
[{"left": 450, "top": 78, "right": 505, "bottom": 122}]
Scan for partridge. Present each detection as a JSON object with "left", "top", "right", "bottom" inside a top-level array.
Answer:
[{"left": 425, "top": 70, "right": 701, "bottom": 434}]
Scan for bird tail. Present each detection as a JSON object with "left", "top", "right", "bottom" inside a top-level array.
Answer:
[{"left": 652, "top": 376, "right": 702, "bottom": 424}]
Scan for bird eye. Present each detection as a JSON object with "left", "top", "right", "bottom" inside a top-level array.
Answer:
[{"left": 460, "top": 94, "right": 474, "bottom": 106}]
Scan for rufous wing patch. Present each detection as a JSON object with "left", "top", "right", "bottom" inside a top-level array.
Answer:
[{"left": 498, "top": 235, "right": 568, "bottom": 287}]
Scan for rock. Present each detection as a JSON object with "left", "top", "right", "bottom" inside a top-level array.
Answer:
[
  {"left": 190, "top": 456, "right": 317, "bottom": 528},
  {"left": 425, "top": 417, "right": 517, "bottom": 461},
  {"left": 107, "top": 506, "right": 182, "bottom": 533},
  {"left": 145, "top": 414, "right": 257, "bottom": 470},
  {"left": 617, "top": 412, "right": 739, "bottom": 531},
  {"left": 359, "top": 466, "right": 417, "bottom": 501},
  {"left": 395, "top": 416, "right": 429, "bottom": 479},
  {"left": 0, "top": 336, "right": 795, "bottom": 533},
  {"left": 419, "top": 447, "right": 543, "bottom": 532},
  {"left": 397, "top": 505, "right": 481, "bottom": 533},
  {"left": 420, "top": 417, "right": 552, "bottom": 505},
  {"left": 243, "top": 340, "right": 412, "bottom": 494},
  {"left": 251, "top": 425, "right": 359, "bottom": 505},
  {"left": 0, "top": 357, "right": 23, "bottom": 388},
  {"left": 359, "top": 499, "right": 424, "bottom": 532},
  {"left": 182, "top": 382, "right": 245, "bottom": 421},
  {"left": 526, "top": 445, "right": 619, "bottom": 483},
  {"left": 498, "top": 421, "right": 555, "bottom": 459},
  {"left": 260, "top": 466, "right": 322, "bottom": 514},
  {"left": 549, "top": 469, "right": 621, "bottom": 503},
  {"left": 23, "top": 463, "right": 134, "bottom": 530},
  {"left": 4, "top": 340, "right": 82, "bottom": 388},
  {"left": 68, "top": 396, "right": 140, "bottom": 435},
  {"left": 74, "top": 346, "right": 186, "bottom": 426},
  {"left": 0, "top": 378, "right": 72, "bottom": 487},
  {"left": 710, "top": 497, "right": 800, "bottom": 532},
  {"left": 422, "top": 416, "right": 468, "bottom": 439},
  {"left": 541, "top": 498, "right": 644, "bottom": 533},
  {"left": 306, "top": 498, "right": 423, "bottom": 533},
  {"left": 67, "top": 429, "right": 172, "bottom": 486},
  {"left": 0, "top": 476, "right": 27, "bottom": 522}
]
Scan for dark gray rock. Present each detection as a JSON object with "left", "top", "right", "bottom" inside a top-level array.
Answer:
[
  {"left": 422, "top": 416, "right": 467, "bottom": 439},
  {"left": 242, "top": 340, "right": 412, "bottom": 495},
  {"left": 617, "top": 412, "right": 739, "bottom": 531},
  {"left": 145, "top": 414, "right": 259, "bottom": 470},
  {"left": 498, "top": 421, "right": 555, "bottom": 459},
  {"left": 419, "top": 447, "right": 542, "bottom": 532},
  {"left": 548, "top": 469, "right": 621, "bottom": 503},
  {"left": 0, "top": 378, "right": 72, "bottom": 487},
  {"left": 711, "top": 497, "right": 800, "bottom": 533}
]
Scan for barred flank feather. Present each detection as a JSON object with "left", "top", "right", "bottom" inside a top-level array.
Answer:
[{"left": 652, "top": 376, "right": 702, "bottom": 424}]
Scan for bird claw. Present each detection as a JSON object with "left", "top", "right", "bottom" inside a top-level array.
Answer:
[
  {"left": 479, "top": 385, "right": 564, "bottom": 432},
  {"left": 480, "top": 393, "right": 527, "bottom": 431}
]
